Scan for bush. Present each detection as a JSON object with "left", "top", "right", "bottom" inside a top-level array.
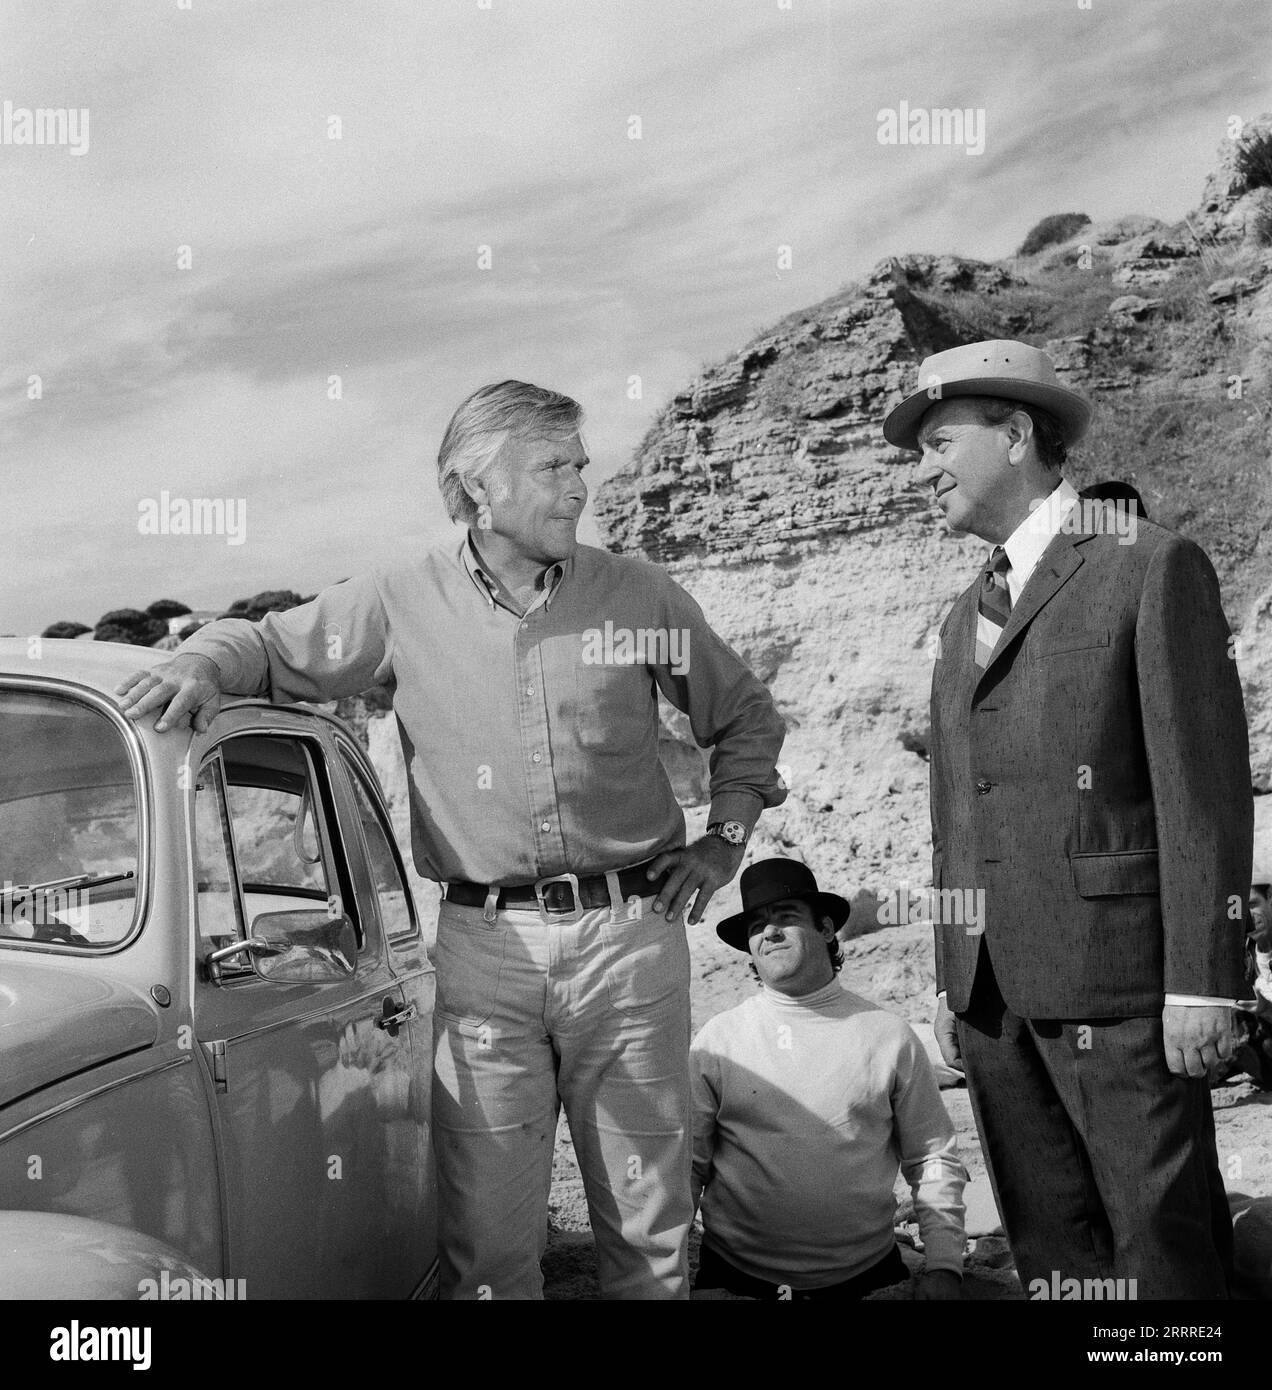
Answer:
[
  {"left": 97, "top": 607, "right": 150, "bottom": 628},
  {"left": 42, "top": 620, "right": 91, "bottom": 640},
  {"left": 1235, "top": 128, "right": 1272, "bottom": 193},
  {"left": 221, "top": 589, "right": 305, "bottom": 622},
  {"left": 94, "top": 608, "right": 167, "bottom": 646},
  {"left": 95, "top": 618, "right": 168, "bottom": 647},
  {"left": 1017, "top": 213, "right": 1092, "bottom": 258},
  {"left": 145, "top": 599, "right": 191, "bottom": 620}
]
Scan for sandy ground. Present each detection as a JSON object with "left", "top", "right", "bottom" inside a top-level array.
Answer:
[{"left": 540, "top": 904, "right": 1272, "bottom": 1301}]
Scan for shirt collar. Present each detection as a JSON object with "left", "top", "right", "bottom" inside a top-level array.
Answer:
[
  {"left": 459, "top": 532, "right": 569, "bottom": 611},
  {"left": 1001, "top": 476, "right": 1079, "bottom": 580},
  {"left": 759, "top": 978, "right": 844, "bottom": 1009}
]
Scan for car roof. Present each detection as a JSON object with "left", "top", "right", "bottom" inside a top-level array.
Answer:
[
  {"left": 0, "top": 638, "right": 166, "bottom": 698},
  {"left": 0, "top": 639, "right": 366, "bottom": 751}
]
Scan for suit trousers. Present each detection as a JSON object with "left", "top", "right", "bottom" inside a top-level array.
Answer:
[
  {"left": 956, "top": 945, "right": 1233, "bottom": 1300},
  {"left": 431, "top": 892, "right": 693, "bottom": 1299}
]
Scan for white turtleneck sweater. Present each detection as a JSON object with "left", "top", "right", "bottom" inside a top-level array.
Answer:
[{"left": 690, "top": 978, "right": 967, "bottom": 1288}]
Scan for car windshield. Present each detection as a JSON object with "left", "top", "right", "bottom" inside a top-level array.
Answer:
[{"left": 0, "top": 689, "right": 142, "bottom": 949}]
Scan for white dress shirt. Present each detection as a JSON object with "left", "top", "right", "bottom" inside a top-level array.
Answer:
[{"left": 1000, "top": 476, "right": 1080, "bottom": 604}]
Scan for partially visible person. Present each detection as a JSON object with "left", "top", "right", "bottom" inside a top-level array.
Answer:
[
  {"left": 1249, "top": 872, "right": 1272, "bottom": 1006},
  {"left": 1077, "top": 479, "right": 1149, "bottom": 519},
  {"left": 1233, "top": 871, "right": 1272, "bottom": 1089},
  {"left": 690, "top": 858, "right": 967, "bottom": 1301}
]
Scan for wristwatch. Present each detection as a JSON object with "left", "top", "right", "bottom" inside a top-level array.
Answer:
[{"left": 706, "top": 820, "right": 748, "bottom": 847}]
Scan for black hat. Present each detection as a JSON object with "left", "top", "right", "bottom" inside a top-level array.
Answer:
[{"left": 716, "top": 858, "right": 850, "bottom": 954}]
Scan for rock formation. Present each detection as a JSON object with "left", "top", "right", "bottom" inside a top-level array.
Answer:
[{"left": 592, "top": 118, "right": 1272, "bottom": 908}]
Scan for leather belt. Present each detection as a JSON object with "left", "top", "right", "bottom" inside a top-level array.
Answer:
[{"left": 444, "top": 859, "right": 667, "bottom": 918}]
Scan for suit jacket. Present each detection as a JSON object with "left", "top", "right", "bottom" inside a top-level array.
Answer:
[{"left": 930, "top": 514, "right": 1251, "bottom": 1018}]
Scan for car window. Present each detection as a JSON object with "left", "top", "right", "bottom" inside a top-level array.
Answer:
[
  {"left": 193, "top": 756, "right": 245, "bottom": 954},
  {"left": 339, "top": 747, "right": 418, "bottom": 944},
  {"left": 0, "top": 688, "right": 140, "bottom": 950},
  {"left": 208, "top": 731, "right": 377, "bottom": 964},
  {"left": 220, "top": 735, "right": 337, "bottom": 936}
]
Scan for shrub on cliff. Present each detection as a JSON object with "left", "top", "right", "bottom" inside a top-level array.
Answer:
[
  {"left": 1235, "top": 128, "right": 1272, "bottom": 193},
  {"left": 1016, "top": 212, "right": 1091, "bottom": 257}
]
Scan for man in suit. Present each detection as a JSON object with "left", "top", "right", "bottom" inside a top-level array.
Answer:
[{"left": 883, "top": 339, "right": 1252, "bottom": 1299}]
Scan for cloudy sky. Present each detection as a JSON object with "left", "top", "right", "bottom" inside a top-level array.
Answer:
[{"left": 2, "top": 0, "right": 1269, "bottom": 634}]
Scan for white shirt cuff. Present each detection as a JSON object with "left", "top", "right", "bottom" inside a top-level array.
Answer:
[{"left": 1163, "top": 993, "right": 1236, "bottom": 1007}]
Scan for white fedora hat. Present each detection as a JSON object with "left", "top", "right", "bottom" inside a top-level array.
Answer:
[{"left": 883, "top": 339, "right": 1093, "bottom": 451}]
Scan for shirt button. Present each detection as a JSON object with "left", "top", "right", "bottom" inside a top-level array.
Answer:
[
  {"left": 532, "top": 752, "right": 542, "bottom": 764},
  {"left": 540, "top": 820, "right": 550, "bottom": 832},
  {"left": 976, "top": 780, "right": 993, "bottom": 796}
]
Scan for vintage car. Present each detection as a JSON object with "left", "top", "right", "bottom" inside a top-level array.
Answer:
[{"left": 0, "top": 639, "right": 437, "bottom": 1299}]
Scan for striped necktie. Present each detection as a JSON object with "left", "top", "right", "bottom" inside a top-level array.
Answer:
[{"left": 974, "top": 546, "right": 1012, "bottom": 669}]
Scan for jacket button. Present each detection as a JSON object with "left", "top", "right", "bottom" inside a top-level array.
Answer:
[{"left": 975, "top": 779, "right": 992, "bottom": 795}]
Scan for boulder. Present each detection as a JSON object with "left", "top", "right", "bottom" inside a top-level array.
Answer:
[
  {"left": 1106, "top": 294, "right": 1163, "bottom": 320},
  {"left": 1207, "top": 275, "right": 1258, "bottom": 303},
  {"left": 1111, "top": 262, "right": 1178, "bottom": 289}
]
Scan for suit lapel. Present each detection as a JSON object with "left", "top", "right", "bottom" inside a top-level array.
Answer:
[
  {"left": 977, "top": 530, "right": 1090, "bottom": 684},
  {"left": 945, "top": 579, "right": 979, "bottom": 662},
  {"left": 937, "top": 578, "right": 981, "bottom": 711}
]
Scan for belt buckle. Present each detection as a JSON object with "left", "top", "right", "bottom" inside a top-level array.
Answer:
[{"left": 534, "top": 872, "right": 582, "bottom": 923}]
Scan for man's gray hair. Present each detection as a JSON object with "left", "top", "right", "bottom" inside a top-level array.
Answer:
[{"left": 437, "top": 380, "right": 584, "bottom": 527}]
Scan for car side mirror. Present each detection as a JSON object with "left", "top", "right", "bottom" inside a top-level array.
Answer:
[{"left": 246, "top": 909, "right": 358, "bottom": 983}]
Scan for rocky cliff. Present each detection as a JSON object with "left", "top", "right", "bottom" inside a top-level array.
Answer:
[{"left": 592, "top": 119, "right": 1272, "bottom": 913}]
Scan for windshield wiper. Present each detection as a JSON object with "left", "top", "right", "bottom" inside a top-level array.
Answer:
[{"left": 0, "top": 870, "right": 135, "bottom": 898}]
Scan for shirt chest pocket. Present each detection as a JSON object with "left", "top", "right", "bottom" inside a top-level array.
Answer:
[{"left": 574, "top": 662, "right": 654, "bottom": 753}]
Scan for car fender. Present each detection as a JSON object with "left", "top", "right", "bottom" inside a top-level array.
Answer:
[{"left": 0, "top": 1211, "right": 215, "bottom": 1300}]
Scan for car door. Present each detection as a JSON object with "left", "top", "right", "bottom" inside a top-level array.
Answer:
[
  {"left": 327, "top": 729, "right": 437, "bottom": 1295},
  {"left": 190, "top": 709, "right": 421, "bottom": 1298}
]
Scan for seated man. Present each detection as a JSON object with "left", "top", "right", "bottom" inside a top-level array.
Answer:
[{"left": 690, "top": 858, "right": 967, "bottom": 1300}]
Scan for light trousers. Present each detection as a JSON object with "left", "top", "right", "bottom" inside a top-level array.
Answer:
[{"left": 431, "top": 891, "right": 693, "bottom": 1299}]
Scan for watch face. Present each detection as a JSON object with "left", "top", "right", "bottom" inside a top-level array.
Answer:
[{"left": 718, "top": 821, "right": 746, "bottom": 845}]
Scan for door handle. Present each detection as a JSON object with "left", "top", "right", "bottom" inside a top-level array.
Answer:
[{"left": 375, "top": 999, "right": 417, "bottom": 1036}]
